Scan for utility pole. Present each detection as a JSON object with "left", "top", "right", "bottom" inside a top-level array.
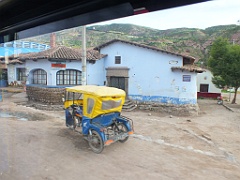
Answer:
[{"left": 81, "top": 25, "right": 87, "bottom": 85}]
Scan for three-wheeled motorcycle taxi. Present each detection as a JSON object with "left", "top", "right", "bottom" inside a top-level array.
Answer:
[{"left": 63, "top": 85, "right": 134, "bottom": 153}]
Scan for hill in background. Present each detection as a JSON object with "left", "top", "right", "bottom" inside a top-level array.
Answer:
[{"left": 24, "top": 24, "right": 240, "bottom": 67}]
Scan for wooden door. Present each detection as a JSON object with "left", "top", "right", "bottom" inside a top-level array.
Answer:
[
  {"left": 200, "top": 84, "right": 209, "bottom": 92},
  {"left": 110, "top": 77, "right": 125, "bottom": 91}
]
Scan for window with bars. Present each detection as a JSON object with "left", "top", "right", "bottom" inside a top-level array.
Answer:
[
  {"left": 182, "top": 75, "right": 191, "bottom": 82},
  {"left": 16, "top": 68, "right": 26, "bottom": 81},
  {"left": 56, "top": 69, "right": 82, "bottom": 85},
  {"left": 33, "top": 69, "right": 47, "bottom": 84},
  {"left": 115, "top": 55, "right": 121, "bottom": 64}
]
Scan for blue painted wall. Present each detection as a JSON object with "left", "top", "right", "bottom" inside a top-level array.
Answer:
[
  {"left": 8, "top": 59, "right": 105, "bottom": 86},
  {"left": 100, "top": 41, "right": 197, "bottom": 105},
  {"left": 86, "top": 59, "right": 105, "bottom": 86}
]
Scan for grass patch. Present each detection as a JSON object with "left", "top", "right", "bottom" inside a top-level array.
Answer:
[{"left": 221, "top": 90, "right": 234, "bottom": 93}]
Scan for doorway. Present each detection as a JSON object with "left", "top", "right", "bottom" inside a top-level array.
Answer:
[
  {"left": 110, "top": 77, "right": 125, "bottom": 91},
  {"left": 106, "top": 67, "right": 129, "bottom": 95},
  {"left": 200, "top": 84, "right": 209, "bottom": 92}
]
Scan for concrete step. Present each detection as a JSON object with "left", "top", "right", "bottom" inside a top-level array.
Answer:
[
  {"left": 123, "top": 105, "right": 137, "bottom": 112},
  {"left": 123, "top": 99, "right": 137, "bottom": 111},
  {"left": 124, "top": 100, "right": 133, "bottom": 106},
  {"left": 123, "top": 103, "right": 135, "bottom": 109}
]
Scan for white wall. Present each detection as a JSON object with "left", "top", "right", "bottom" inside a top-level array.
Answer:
[{"left": 197, "top": 69, "right": 221, "bottom": 93}]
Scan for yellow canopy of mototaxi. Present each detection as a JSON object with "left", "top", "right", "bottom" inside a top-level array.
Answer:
[{"left": 65, "top": 85, "right": 126, "bottom": 119}]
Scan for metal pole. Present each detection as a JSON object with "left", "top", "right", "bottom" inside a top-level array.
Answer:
[
  {"left": 0, "top": 89, "right": 3, "bottom": 102},
  {"left": 81, "top": 25, "right": 87, "bottom": 85},
  {"left": 229, "top": 90, "right": 231, "bottom": 102}
]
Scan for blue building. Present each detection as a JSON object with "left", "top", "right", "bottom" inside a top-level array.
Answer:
[
  {"left": 95, "top": 39, "right": 203, "bottom": 105},
  {"left": 7, "top": 46, "right": 105, "bottom": 87},
  {"left": 0, "top": 41, "right": 50, "bottom": 87},
  {"left": 8, "top": 39, "right": 203, "bottom": 106}
]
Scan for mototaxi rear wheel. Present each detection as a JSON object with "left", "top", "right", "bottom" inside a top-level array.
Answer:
[
  {"left": 115, "top": 123, "right": 129, "bottom": 143},
  {"left": 88, "top": 130, "right": 104, "bottom": 154}
]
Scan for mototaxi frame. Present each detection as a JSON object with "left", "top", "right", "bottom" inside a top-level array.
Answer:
[{"left": 63, "top": 85, "right": 134, "bottom": 153}]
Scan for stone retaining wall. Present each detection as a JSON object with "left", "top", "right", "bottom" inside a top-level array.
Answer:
[
  {"left": 135, "top": 102, "right": 199, "bottom": 116},
  {"left": 26, "top": 85, "right": 65, "bottom": 105},
  {"left": 25, "top": 85, "right": 199, "bottom": 115}
]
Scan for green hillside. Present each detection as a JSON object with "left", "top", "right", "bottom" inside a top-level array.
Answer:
[{"left": 24, "top": 23, "right": 240, "bottom": 67}]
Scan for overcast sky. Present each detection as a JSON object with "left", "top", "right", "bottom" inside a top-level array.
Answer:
[{"left": 90, "top": 0, "right": 240, "bottom": 30}]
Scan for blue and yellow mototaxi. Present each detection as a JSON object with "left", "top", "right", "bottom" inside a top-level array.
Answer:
[{"left": 64, "top": 85, "right": 134, "bottom": 153}]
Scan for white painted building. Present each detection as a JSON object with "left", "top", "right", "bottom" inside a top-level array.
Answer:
[{"left": 197, "top": 69, "right": 221, "bottom": 98}]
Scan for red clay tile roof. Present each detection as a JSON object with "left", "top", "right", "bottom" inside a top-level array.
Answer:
[
  {"left": 17, "top": 46, "right": 106, "bottom": 61},
  {"left": 94, "top": 39, "right": 196, "bottom": 61},
  {"left": 171, "top": 64, "right": 204, "bottom": 73},
  {"left": 7, "top": 59, "right": 24, "bottom": 64}
]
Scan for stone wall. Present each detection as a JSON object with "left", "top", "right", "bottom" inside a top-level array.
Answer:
[
  {"left": 25, "top": 85, "right": 199, "bottom": 115},
  {"left": 26, "top": 85, "right": 65, "bottom": 105},
  {"left": 135, "top": 101, "right": 199, "bottom": 116}
]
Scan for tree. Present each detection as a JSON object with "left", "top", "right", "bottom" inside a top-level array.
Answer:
[
  {"left": 208, "top": 37, "right": 240, "bottom": 104},
  {"left": 211, "top": 75, "right": 226, "bottom": 89}
]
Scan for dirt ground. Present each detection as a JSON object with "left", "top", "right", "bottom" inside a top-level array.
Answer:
[{"left": 0, "top": 92, "right": 240, "bottom": 180}]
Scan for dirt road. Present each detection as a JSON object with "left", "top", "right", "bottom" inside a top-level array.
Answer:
[{"left": 0, "top": 93, "right": 240, "bottom": 180}]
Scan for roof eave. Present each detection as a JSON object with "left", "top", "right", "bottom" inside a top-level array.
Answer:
[
  {"left": 94, "top": 39, "right": 196, "bottom": 60},
  {"left": 171, "top": 66, "right": 205, "bottom": 73}
]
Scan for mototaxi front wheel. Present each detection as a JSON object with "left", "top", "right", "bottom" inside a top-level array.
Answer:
[{"left": 88, "top": 130, "right": 104, "bottom": 154}]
